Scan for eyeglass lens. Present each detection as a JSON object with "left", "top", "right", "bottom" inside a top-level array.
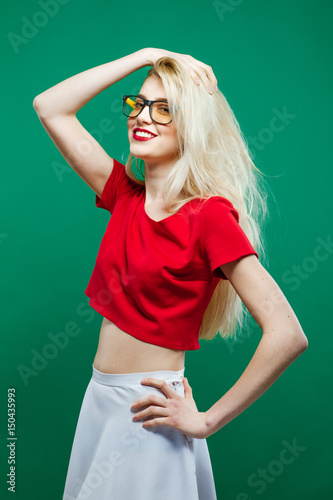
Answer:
[{"left": 123, "top": 96, "right": 171, "bottom": 124}]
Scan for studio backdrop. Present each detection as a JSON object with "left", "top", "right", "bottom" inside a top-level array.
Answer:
[{"left": 1, "top": 1, "right": 332, "bottom": 499}]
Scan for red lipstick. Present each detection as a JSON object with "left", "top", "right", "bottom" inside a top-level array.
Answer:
[{"left": 133, "top": 128, "right": 157, "bottom": 141}]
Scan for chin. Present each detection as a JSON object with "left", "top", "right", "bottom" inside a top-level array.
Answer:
[
  {"left": 130, "top": 144, "right": 152, "bottom": 155},
  {"left": 129, "top": 150, "right": 147, "bottom": 161}
]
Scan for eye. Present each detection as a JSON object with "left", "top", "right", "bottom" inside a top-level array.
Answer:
[
  {"left": 156, "top": 104, "right": 170, "bottom": 114},
  {"left": 135, "top": 98, "right": 144, "bottom": 108}
]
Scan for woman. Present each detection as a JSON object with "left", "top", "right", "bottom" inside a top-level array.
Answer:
[{"left": 33, "top": 48, "right": 308, "bottom": 500}]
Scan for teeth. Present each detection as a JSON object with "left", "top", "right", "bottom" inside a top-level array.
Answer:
[{"left": 135, "top": 131, "right": 155, "bottom": 138}]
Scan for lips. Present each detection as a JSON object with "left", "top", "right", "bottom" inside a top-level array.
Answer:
[{"left": 133, "top": 128, "right": 157, "bottom": 141}]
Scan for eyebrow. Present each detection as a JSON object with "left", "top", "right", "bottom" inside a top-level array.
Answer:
[{"left": 137, "top": 93, "right": 168, "bottom": 102}]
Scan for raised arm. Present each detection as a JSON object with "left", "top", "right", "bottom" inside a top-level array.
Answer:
[
  {"left": 32, "top": 49, "right": 151, "bottom": 197},
  {"left": 33, "top": 49, "right": 150, "bottom": 118},
  {"left": 32, "top": 47, "right": 218, "bottom": 198}
]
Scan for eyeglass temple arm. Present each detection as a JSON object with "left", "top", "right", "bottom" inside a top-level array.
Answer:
[{"left": 126, "top": 97, "right": 135, "bottom": 109}]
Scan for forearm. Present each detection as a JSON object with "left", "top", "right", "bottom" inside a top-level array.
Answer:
[
  {"left": 33, "top": 48, "right": 150, "bottom": 118},
  {"left": 205, "top": 329, "right": 308, "bottom": 436}
]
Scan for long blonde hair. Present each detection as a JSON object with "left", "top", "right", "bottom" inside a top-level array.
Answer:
[{"left": 124, "top": 57, "right": 271, "bottom": 343}]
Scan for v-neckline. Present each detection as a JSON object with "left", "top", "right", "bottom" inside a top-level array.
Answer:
[{"left": 142, "top": 190, "right": 184, "bottom": 223}]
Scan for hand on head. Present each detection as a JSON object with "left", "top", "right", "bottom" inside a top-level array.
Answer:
[{"left": 145, "top": 48, "right": 218, "bottom": 95}]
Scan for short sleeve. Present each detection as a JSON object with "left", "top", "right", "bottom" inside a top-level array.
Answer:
[
  {"left": 200, "top": 197, "right": 259, "bottom": 280},
  {"left": 95, "top": 159, "right": 138, "bottom": 213}
]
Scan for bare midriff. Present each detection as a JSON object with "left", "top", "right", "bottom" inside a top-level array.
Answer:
[{"left": 93, "top": 317, "right": 186, "bottom": 374}]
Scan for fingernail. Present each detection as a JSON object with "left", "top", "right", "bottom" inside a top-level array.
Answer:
[{"left": 208, "top": 86, "right": 213, "bottom": 94}]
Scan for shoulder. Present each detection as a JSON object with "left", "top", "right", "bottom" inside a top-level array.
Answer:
[
  {"left": 197, "top": 195, "right": 239, "bottom": 222},
  {"left": 114, "top": 158, "right": 144, "bottom": 192}
]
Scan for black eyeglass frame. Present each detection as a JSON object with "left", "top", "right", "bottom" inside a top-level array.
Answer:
[{"left": 122, "top": 95, "right": 173, "bottom": 125}]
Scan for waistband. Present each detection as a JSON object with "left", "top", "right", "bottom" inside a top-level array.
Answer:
[{"left": 92, "top": 363, "right": 185, "bottom": 387}]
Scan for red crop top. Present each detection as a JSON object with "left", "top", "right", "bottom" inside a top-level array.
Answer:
[{"left": 85, "top": 159, "right": 258, "bottom": 350}]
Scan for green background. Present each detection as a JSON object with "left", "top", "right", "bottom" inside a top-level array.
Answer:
[{"left": 1, "top": 0, "right": 332, "bottom": 498}]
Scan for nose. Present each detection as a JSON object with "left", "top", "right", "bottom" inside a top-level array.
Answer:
[{"left": 136, "top": 104, "right": 152, "bottom": 125}]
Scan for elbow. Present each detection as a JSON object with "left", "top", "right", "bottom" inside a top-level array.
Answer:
[
  {"left": 33, "top": 96, "right": 42, "bottom": 113},
  {"left": 290, "top": 328, "right": 308, "bottom": 357},
  {"left": 32, "top": 96, "right": 61, "bottom": 120},
  {"left": 262, "top": 323, "right": 309, "bottom": 355},
  {"left": 292, "top": 324, "right": 308, "bottom": 352},
  {"left": 33, "top": 94, "right": 49, "bottom": 116},
  {"left": 298, "top": 333, "right": 308, "bottom": 352}
]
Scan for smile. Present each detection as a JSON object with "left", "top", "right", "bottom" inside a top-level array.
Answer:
[{"left": 133, "top": 129, "right": 157, "bottom": 141}]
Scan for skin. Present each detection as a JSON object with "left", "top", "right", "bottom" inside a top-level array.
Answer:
[
  {"left": 145, "top": 48, "right": 218, "bottom": 95},
  {"left": 127, "top": 75, "right": 181, "bottom": 212},
  {"left": 127, "top": 68, "right": 308, "bottom": 440},
  {"left": 132, "top": 376, "right": 207, "bottom": 437},
  {"left": 33, "top": 48, "right": 308, "bottom": 440},
  {"left": 131, "top": 254, "right": 308, "bottom": 439},
  {"left": 127, "top": 75, "right": 210, "bottom": 436}
]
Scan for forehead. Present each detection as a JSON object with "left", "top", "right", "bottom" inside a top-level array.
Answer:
[{"left": 139, "top": 76, "right": 166, "bottom": 100}]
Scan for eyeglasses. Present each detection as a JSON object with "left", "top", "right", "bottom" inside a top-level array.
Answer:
[{"left": 122, "top": 95, "right": 173, "bottom": 125}]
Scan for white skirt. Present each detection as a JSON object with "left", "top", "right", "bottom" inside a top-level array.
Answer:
[{"left": 62, "top": 364, "right": 217, "bottom": 500}]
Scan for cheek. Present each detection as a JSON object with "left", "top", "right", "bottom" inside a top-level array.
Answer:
[
  {"left": 160, "top": 135, "right": 178, "bottom": 151},
  {"left": 128, "top": 124, "right": 134, "bottom": 141},
  {"left": 170, "top": 132, "right": 180, "bottom": 151},
  {"left": 163, "top": 127, "right": 178, "bottom": 145}
]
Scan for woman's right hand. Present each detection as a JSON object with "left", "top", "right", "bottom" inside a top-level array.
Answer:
[{"left": 142, "top": 47, "right": 218, "bottom": 95}]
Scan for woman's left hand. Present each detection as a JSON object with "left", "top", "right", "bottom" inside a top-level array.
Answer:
[{"left": 130, "top": 377, "right": 210, "bottom": 439}]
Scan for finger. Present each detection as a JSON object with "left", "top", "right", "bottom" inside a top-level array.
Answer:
[
  {"left": 201, "top": 63, "right": 218, "bottom": 90},
  {"left": 187, "top": 65, "right": 216, "bottom": 93},
  {"left": 187, "top": 69, "right": 202, "bottom": 86},
  {"left": 199, "top": 66, "right": 218, "bottom": 90},
  {"left": 131, "top": 393, "right": 167, "bottom": 410},
  {"left": 142, "top": 416, "right": 172, "bottom": 428},
  {"left": 183, "top": 377, "right": 193, "bottom": 398},
  {"left": 167, "top": 53, "right": 218, "bottom": 91},
  {"left": 185, "top": 56, "right": 218, "bottom": 88},
  {"left": 132, "top": 405, "right": 169, "bottom": 421},
  {"left": 186, "top": 66, "right": 206, "bottom": 88},
  {"left": 141, "top": 378, "right": 177, "bottom": 396},
  {"left": 196, "top": 71, "right": 214, "bottom": 93},
  {"left": 198, "top": 67, "right": 217, "bottom": 92}
]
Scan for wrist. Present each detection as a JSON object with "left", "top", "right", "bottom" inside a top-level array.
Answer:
[
  {"left": 204, "top": 411, "right": 215, "bottom": 438},
  {"left": 136, "top": 47, "right": 154, "bottom": 67},
  {"left": 205, "top": 408, "right": 225, "bottom": 436},
  {"left": 137, "top": 47, "right": 168, "bottom": 67}
]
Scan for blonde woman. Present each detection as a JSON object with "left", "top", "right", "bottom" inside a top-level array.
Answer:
[{"left": 33, "top": 48, "right": 308, "bottom": 500}]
